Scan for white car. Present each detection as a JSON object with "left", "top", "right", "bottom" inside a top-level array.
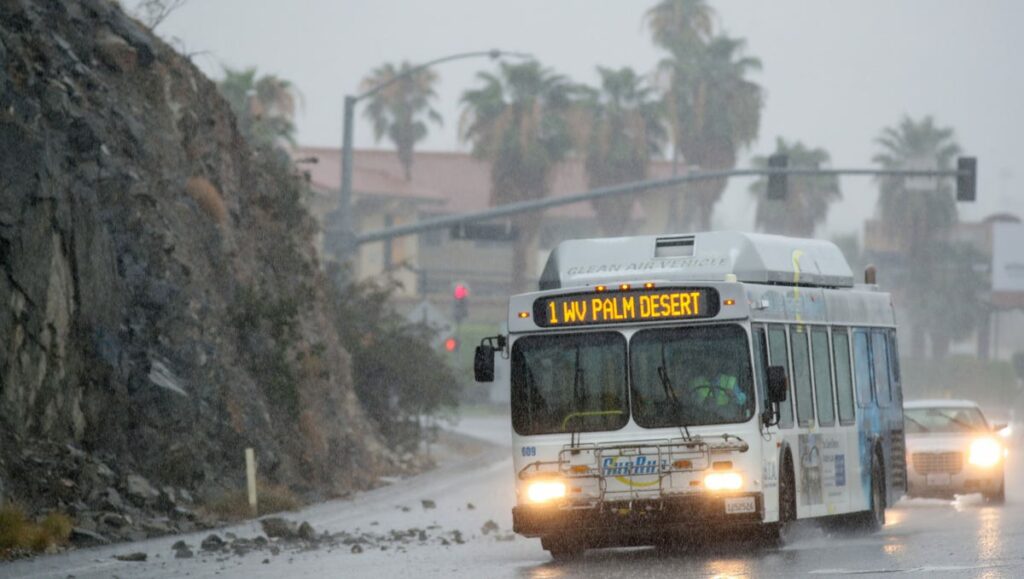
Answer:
[{"left": 904, "top": 400, "right": 1006, "bottom": 503}]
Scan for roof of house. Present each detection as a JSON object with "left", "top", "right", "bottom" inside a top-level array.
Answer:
[{"left": 293, "top": 146, "right": 685, "bottom": 219}]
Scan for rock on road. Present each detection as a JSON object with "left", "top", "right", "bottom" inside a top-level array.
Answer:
[{"left": 4, "top": 414, "right": 1024, "bottom": 578}]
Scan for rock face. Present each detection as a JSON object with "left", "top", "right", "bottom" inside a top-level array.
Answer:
[{"left": 0, "top": 0, "right": 391, "bottom": 514}]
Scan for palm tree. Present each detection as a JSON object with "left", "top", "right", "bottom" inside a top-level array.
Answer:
[
  {"left": 914, "top": 241, "right": 987, "bottom": 359},
  {"left": 218, "top": 67, "right": 300, "bottom": 149},
  {"left": 642, "top": 0, "right": 717, "bottom": 233},
  {"left": 749, "top": 138, "right": 841, "bottom": 237},
  {"left": 361, "top": 62, "right": 443, "bottom": 180},
  {"left": 580, "top": 67, "right": 667, "bottom": 236},
  {"left": 872, "top": 115, "right": 964, "bottom": 358},
  {"left": 655, "top": 35, "right": 763, "bottom": 231},
  {"left": 460, "top": 61, "right": 578, "bottom": 292},
  {"left": 645, "top": 0, "right": 715, "bottom": 53},
  {"left": 873, "top": 115, "right": 961, "bottom": 255}
]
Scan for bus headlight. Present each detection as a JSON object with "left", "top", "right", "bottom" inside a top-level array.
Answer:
[
  {"left": 526, "top": 480, "right": 566, "bottom": 503},
  {"left": 968, "top": 438, "right": 1002, "bottom": 468},
  {"left": 704, "top": 472, "right": 743, "bottom": 491}
]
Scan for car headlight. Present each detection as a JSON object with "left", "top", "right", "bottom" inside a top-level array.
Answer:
[
  {"left": 968, "top": 438, "right": 1002, "bottom": 468},
  {"left": 704, "top": 472, "right": 743, "bottom": 491},
  {"left": 526, "top": 480, "right": 566, "bottom": 503}
]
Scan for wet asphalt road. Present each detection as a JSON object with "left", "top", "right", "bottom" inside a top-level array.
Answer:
[{"left": 3, "top": 416, "right": 1023, "bottom": 578}]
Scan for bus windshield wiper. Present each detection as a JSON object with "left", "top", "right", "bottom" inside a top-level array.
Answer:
[
  {"left": 570, "top": 345, "right": 584, "bottom": 449},
  {"left": 658, "top": 343, "right": 691, "bottom": 440}
]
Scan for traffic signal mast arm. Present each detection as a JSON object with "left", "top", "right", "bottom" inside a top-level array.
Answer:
[{"left": 354, "top": 157, "right": 977, "bottom": 246}]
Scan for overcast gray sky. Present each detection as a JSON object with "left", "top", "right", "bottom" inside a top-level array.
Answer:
[{"left": 139, "top": 0, "right": 1024, "bottom": 238}]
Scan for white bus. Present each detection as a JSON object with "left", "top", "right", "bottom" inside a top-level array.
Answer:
[{"left": 474, "top": 232, "right": 907, "bottom": 559}]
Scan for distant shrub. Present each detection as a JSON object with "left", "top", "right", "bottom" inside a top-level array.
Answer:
[
  {"left": 202, "top": 480, "right": 301, "bottom": 521},
  {"left": 0, "top": 505, "right": 73, "bottom": 557},
  {"left": 185, "top": 176, "right": 228, "bottom": 224},
  {"left": 329, "top": 274, "right": 461, "bottom": 454},
  {"left": 902, "top": 355, "right": 1017, "bottom": 407}
]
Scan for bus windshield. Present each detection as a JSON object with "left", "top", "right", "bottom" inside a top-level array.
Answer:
[
  {"left": 511, "top": 332, "right": 629, "bottom": 436},
  {"left": 630, "top": 324, "right": 755, "bottom": 428}
]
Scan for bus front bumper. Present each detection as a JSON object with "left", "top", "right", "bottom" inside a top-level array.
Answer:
[{"left": 512, "top": 493, "right": 764, "bottom": 540}]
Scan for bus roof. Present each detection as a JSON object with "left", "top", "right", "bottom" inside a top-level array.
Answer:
[{"left": 539, "top": 231, "right": 855, "bottom": 290}]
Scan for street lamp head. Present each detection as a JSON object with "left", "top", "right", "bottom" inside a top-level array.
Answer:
[{"left": 489, "top": 49, "right": 534, "bottom": 62}]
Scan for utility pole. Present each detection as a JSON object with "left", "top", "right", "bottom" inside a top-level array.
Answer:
[{"left": 353, "top": 159, "right": 978, "bottom": 247}]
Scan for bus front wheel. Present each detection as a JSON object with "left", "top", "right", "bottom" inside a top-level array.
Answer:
[
  {"left": 541, "top": 535, "right": 584, "bottom": 561},
  {"left": 763, "top": 453, "right": 796, "bottom": 546}
]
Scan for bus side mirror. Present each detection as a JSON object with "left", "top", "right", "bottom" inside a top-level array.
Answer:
[
  {"left": 767, "top": 366, "right": 788, "bottom": 404},
  {"left": 474, "top": 345, "right": 495, "bottom": 383}
]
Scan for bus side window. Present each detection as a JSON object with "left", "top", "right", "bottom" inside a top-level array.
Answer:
[
  {"left": 752, "top": 326, "right": 769, "bottom": 408},
  {"left": 767, "top": 325, "right": 794, "bottom": 429},
  {"left": 833, "top": 329, "right": 856, "bottom": 424},
  {"left": 790, "top": 326, "right": 815, "bottom": 427},
  {"left": 852, "top": 330, "right": 873, "bottom": 407},
  {"left": 811, "top": 328, "right": 835, "bottom": 427},
  {"left": 872, "top": 331, "right": 892, "bottom": 407}
]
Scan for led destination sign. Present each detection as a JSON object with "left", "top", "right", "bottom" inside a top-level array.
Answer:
[{"left": 533, "top": 288, "right": 719, "bottom": 327}]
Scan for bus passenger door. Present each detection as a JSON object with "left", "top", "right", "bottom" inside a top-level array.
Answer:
[{"left": 751, "top": 325, "right": 779, "bottom": 522}]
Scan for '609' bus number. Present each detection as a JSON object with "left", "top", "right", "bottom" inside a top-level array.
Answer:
[{"left": 521, "top": 447, "right": 537, "bottom": 457}]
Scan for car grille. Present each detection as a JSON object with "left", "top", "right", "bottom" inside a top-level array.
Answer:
[{"left": 912, "top": 452, "right": 963, "bottom": 474}]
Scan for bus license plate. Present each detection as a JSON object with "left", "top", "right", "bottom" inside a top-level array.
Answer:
[
  {"left": 927, "top": 473, "right": 951, "bottom": 486},
  {"left": 725, "top": 497, "right": 756, "bottom": 514}
]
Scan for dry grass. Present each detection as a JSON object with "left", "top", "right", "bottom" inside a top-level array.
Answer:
[
  {"left": 185, "top": 176, "right": 228, "bottom": 224},
  {"left": 0, "top": 504, "right": 73, "bottom": 557},
  {"left": 202, "top": 480, "right": 302, "bottom": 521}
]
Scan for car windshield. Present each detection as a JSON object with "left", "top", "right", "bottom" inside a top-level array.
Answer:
[
  {"left": 904, "top": 407, "right": 989, "bottom": 434},
  {"left": 511, "top": 332, "right": 629, "bottom": 436},
  {"left": 630, "top": 324, "right": 755, "bottom": 428}
]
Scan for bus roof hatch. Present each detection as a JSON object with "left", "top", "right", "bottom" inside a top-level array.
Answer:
[{"left": 538, "top": 231, "right": 855, "bottom": 290}]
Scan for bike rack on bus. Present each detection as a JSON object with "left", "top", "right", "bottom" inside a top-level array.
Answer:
[{"left": 517, "top": 435, "right": 748, "bottom": 506}]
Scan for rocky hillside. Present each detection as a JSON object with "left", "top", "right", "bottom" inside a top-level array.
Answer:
[{"left": 0, "top": 0, "right": 393, "bottom": 540}]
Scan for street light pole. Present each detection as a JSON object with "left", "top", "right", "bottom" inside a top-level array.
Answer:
[
  {"left": 334, "top": 49, "right": 531, "bottom": 266},
  {"left": 338, "top": 94, "right": 356, "bottom": 256}
]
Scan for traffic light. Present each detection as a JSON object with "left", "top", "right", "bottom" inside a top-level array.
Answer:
[
  {"left": 1013, "top": 352, "right": 1024, "bottom": 381},
  {"left": 956, "top": 156, "right": 977, "bottom": 202},
  {"left": 453, "top": 282, "right": 469, "bottom": 323},
  {"left": 767, "top": 154, "right": 788, "bottom": 200},
  {"left": 444, "top": 337, "right": 460, "bottom": 353}
]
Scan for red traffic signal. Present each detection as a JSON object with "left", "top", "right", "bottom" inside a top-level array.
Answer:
[
  {"left": 453, "top": 283, "right": 469, "bottom": 300},
  {"left": 444, "top": 337, "right": 459, "bottom": 352}
]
